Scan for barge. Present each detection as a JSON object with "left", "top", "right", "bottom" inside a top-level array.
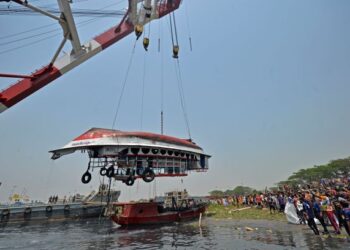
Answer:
[{"left": 0, "top": 184, "right": 120, "bottom": 225}]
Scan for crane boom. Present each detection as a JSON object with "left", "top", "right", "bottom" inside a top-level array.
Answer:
[{"left": 0, "top": 0, "right": 181, "bottom": 113}]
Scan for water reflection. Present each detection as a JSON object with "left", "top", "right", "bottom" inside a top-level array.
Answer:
[{"left": 0, "top": 218, "right": 349, "bottom": 249}]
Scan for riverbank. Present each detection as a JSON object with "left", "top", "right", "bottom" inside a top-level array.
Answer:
[{"left": 206, "top": 204, "right": 286, "bottom": 221}]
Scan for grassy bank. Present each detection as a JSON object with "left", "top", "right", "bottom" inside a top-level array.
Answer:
[{"left": 206, "top": 204, "right": 286, "bottom": 221}]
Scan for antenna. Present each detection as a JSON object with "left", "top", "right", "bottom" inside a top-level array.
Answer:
[{"left": 161, "top": 111, "right": 164, "bottom": 135}]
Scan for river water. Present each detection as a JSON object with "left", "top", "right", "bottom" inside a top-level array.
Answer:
[{"left": 0, "top": 218, "right": 349, "bottom": 249}]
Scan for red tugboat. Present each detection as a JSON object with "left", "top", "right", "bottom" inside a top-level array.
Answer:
[{"left": 110, "top": 191, "right": 207, "bottom": 226}]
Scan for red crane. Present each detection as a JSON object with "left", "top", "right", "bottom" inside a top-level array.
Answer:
[{"left": 0, "top": 0, "right": 181, "bottom": 113}]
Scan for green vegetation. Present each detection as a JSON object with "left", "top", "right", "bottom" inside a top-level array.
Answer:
[
  {"left": 209, "top": 157, "right": 350, "bottom": 196},
  {"left": 206, "top": 204, "right": 286, "bottom": 221},
  {"left": 209, "top": 186, "right": 257, "bottom": 197},
  {"left": 277, "top": 157, "right": 350, "bottom": 187}
]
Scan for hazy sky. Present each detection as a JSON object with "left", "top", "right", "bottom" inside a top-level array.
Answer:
[{"left": 1, "top": 0, "right": 350, "bottom": 202}]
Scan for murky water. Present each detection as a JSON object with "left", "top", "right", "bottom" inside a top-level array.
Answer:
[{"left": 0, "top": 218, "right": 349, "bottom": 249}]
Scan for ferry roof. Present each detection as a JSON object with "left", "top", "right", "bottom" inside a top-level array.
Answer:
[
  {"left": 50, "top": 128, "right": 209, "bottom": 159},
  {"left": 73, "top": 128, "right": 202, "bottom": 150}
]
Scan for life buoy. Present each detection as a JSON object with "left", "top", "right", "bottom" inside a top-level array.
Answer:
[
  {"left": 64, "top": 205, "right": 70, "bottom": 212},
  {"left": 46, "top": 206, "right": 53, "bottom": 213},
  {"left": 24, "top": 207, "right": 32, "bottom": 215},
  {"left": 142, "top": 168, "right": 155, "bottom": 183},
  {"left": 1, "top": 209, "right": 10, "bottom": 217},
  {"left": 81, "top": 171, "right": 92, "bottom": 184},
  {"left": 103, "top": 190, "right": 108, "bottom": 196},
  {"left": 125, "top": 176, "right": 135, "bottom": 186}
]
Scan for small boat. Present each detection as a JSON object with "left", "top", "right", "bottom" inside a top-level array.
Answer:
[{"left": 110, "top": 190, "right": 206, "bottom": 226}]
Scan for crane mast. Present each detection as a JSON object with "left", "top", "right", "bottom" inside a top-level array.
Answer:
[{"left": 0, "top": 0, "right": 181, "bottom": 113}]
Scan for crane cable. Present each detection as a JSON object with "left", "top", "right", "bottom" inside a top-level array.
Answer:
[
  {"left": 0, "top": 1, "right": 125, "bottom": 52},
  {"left": 0, "top": 15, "right": 106, "bottom": 55},
  {"left": 172, "top": 12, "right": 179, "bottom": 47},
  {"left": 174, "top": 58, "right": 192, "bottom": 140},
  {"left": 111, "top": 39, "right": 137, "bottom": 129},
  {"left": 140, "top": 22, "right": 152, "bottom": 130},
  {"left": 159, "top": 19, "right": 164, "bottom": 135},
  {"left": 169, "top": 12, "right": 175, "bottom": 47},
  {"left": 169, "top": 12, "right": 192, "bottom": 139},
  {"left": 139, "top": 49, "right": 147, "bottom": 131},
  {"left": 185, "top": 1, "right": 193, "bottom": 51}
]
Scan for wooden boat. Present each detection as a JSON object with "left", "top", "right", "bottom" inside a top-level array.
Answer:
[{"left": 110, "top": 198, "right": 206, "bottom": 226}]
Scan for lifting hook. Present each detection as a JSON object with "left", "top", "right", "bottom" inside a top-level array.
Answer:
[
  {"left": 173, "top": 45, "right": 179, "bottom": 59},
  {"left": 135, "top": 24, "right": 143, "bottom": 40},
  {"left": 143, "top": 37, "right": 150, "bottom": 51}
]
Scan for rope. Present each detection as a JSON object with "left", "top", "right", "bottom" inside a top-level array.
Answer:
[
  {"left": 153, "top": 178, "right": 157, "bottom": 198},
  {"left": 111, "top": 39, "right": 137, "bottom": 129},
  {"left": 148, "top": 182, "right": 152, "bottom": 200}
]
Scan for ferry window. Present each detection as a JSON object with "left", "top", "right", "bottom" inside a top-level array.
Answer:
[
  {"left": 180, "top": 152, "right": 185, "bottom": 157},
  {"left": 174, "top": 151, "right": 180, "bottom": 156},
  {"left": 142, "top": 148, "right": 150, "bottom": 154},
  {"left": 119, "top": 148, "right": 128, "bottom": 156},
  {"left": 200, "top": 155, "right": 206, "bottom": 168},
  {"left": 88, "top": 150, "right": 98, "bottom": 158},
  {"left": 147, "top": 157, "right": 154, "bottom": 166},
  {"left": 131, "top": 148, "right": 140, "bottom": 155},
  {"left": 152, "top": 148, "right": 159, "bottom": 154},
  {"left": 168, "top": 150, "right": 173, "bottom": 156},
  {"left": 160, "top": 149, "right": 166, "bottom": 155}
]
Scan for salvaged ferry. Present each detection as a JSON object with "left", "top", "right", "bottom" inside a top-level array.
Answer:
[{"left": 50, "top": 128, "right": 210, "bottom": 186}]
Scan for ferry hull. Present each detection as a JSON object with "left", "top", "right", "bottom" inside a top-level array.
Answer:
[
  {"left": 0, "top": 203, "right": 103, "bottom": 225},
  {"left": 111, "top": 202, "right": 206, "bottom": 226}
]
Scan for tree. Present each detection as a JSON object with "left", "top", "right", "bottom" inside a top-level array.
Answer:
[
  {"left": 231, "top": 186, "right": 254, "bottom": 195},
  {"left": 209, "top": 190, "right": 224, "bottom": 197},
  {"left": 283, "top": 156, "right": 350, "bottom": 185}
]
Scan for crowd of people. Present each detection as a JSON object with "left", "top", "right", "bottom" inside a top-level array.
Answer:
[
  {"left": 48, "top": 195, "right": 77, "bottom": 204},
  {"left": 210, "top": 177, "right": 350, "bottom": 237}
]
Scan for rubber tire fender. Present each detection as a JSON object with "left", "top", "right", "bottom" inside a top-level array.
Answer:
[
  {"left": 125, "top": 176, "right": 135, "bottom": 186},
  {"left": 100, "top": 167, "right": 107, "bottom": 176},
  {"left": 81, "top": 171, "right": 92, "bottom": 184},
  {"left": 24, "top": 207, "right": 32, "bottom": 214},
  {"left": 142, "top": 168, "right": 155, "bottom": 183},
  {"left": 1, "top": 209, "right": 10, "bottom": 217}
]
